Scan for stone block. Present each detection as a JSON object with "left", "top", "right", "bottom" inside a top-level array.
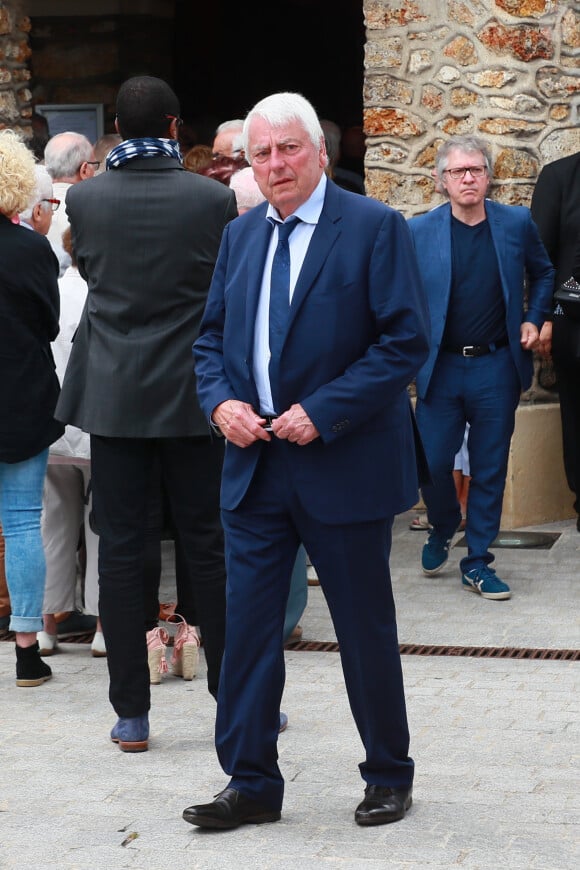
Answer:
[
  {"left": 444, "top": 35, "right": 479, "bottom": 66},
  {"left": 494, "top": 148, "right": 539, "bottom": 179},
  {"left": 502, "top": 403, "right": 574, "bottom": 528},
  {"left": 477, "top": 20, "right": 553, "bottom": 62}
]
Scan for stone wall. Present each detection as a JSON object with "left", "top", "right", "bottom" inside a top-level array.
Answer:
[
  {"left": 0, "top": 0, "right": 32, "bottom": 135},
  {"left": 28, "top": 11, "right": 174, "bottom": 134},
  {"left": 0, "top": 2, "right": 175, "bottom": 136},
  {"left": 363, "top": 0, "right": 580, "bottom": 216}
]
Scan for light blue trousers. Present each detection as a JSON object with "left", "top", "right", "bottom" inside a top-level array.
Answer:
[
  {"left": 0, "top": 449, "right": 48, "bottom": 633},
  {"left": 283, "top": 544, "right": 308, "bottom": 642}
]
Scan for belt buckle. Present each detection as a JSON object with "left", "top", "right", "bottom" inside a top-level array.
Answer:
[
  {"left": 462, "top": 345, "right": 476, "bottom": 357},
  {"left": 262, "top": 414, "right": 278, "bottom": 432}
]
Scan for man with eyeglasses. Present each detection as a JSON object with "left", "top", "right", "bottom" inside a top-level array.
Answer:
[
  {"left": 408, "top": 134, "right": 554, "bottom": 601},
  {"left": 203, "top": 118, "right": 248, "bottom": 185},
  {"left": 44, "top": 131, "right": 99, "bottom": 275},
  {"left": 18, "top": 164, "right": 69, "bottom": 274}
]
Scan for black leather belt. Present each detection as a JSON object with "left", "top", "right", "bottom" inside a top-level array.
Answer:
[
  {"left": 261, "top": 414, "right": 279, "bottom": 431},
  {"left": 442, "top": 337, "right": 509, "bottom": 357}
]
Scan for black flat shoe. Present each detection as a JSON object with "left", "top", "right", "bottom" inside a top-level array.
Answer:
[
  {"left": 355, "top": 784, "right": 413, "bottom": 826},
  {"left": 182, "top": 787, "right": 281, "bottom": 829}
]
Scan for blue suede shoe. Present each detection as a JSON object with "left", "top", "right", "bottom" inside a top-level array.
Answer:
[
  {"left": 421, "top": 531, "right": 452, "bottom": 576},
  {"left": 110, "top": 714, "right": 149, "bottom": 752},
  {"left": 462, "top": 566, "right": 511, "bottom": 600}
]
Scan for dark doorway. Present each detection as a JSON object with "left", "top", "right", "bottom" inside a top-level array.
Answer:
[{"left": 173, "top": 0, "right": 364, "bottom": 146}]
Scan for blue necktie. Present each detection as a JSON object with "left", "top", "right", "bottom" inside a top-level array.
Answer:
[{"left": 268, "top": 216, "right": 300, "bottom": 410}]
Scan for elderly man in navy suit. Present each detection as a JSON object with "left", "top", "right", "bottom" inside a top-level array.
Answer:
[
  {"left": 185, "top": 92, "right": 430, "bottom": 830},
  {"left": 409, "top": 135, "right": 554, "bottom": 601}
]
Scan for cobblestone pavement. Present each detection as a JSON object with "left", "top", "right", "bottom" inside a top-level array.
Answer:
[{"left": 0, "top": 511, "right": 578, "bottom": 869}]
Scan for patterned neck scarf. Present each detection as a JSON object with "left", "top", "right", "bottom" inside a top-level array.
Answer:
[{"left": 105, "top": 137, "right": 182, "bottom": 170}]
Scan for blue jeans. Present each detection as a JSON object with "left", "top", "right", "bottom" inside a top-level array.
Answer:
[
  {"left": 0, "top": 449, "right": 49, "bottom": 633},
  {"left": 283, "top": 545, "right": 307, "bottom": 643}
]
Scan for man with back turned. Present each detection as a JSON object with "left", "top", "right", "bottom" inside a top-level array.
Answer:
[{"left": 56, "top": 76, "right": 238, "bottom": 751}]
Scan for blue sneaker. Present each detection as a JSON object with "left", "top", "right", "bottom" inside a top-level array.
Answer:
[
  {"left": 110, "top": 714, "right": 149, "bottom": 752},
  {"left": 279, "top": 712, "right": 288, "bottom": 733},
  {"left": 462, "top": 566, "right": 511, "bottom": 600},
  {"left": 421, "top": 532, "right": 452, "bottom": 576}
]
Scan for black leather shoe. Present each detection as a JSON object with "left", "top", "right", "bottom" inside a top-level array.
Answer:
[
  {"left": 355, "top": 784, "right": 413, "bottom": 826},
  {"left": 182, "top": 787, "right": 281, "bottom": 829}
]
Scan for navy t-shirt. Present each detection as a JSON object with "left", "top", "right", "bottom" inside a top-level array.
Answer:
[{"left": 442, "top": 216, "right": 508, "bottom": 348}]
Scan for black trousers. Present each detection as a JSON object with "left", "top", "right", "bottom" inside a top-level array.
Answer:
[
  {"left": 90, "top": 434, "right": 226, "bottom": 717},
  {"left": 552, "top": 316, "right": 580, "bottom": 514},
  {"left": 141, "top": 457, "right": 198, "bottom": 631}
]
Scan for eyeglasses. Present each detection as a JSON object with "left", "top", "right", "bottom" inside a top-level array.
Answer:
[
  {"left": 165, "top": 114, "right": 183, "bottom": 127},
  {"left": 41, "top": 198, "right": 60, "bottom": 212},
  {"left": 211, "top": 154, "right": 236, "bottom": 166},
  {"left": 443, "top": 165, "right": 487, "bottom": 180},
  {"left": 85, "top": 161, "right": 101, "bottom": 170}
]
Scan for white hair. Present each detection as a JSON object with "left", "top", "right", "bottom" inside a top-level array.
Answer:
[
  {"left": 229, "top": 166, "right": 266, "bottom": 212},
  {"left": 242, "top": 92, "right": 326, "bottom": 166},
  {"left": 19, "top": 165, "right": 54, "bottom": 221},
  {"left": 44, "top": 131, "right": 94, "bottom": 180},
  {"left": 215, "top": 119, "right": 244, "bottom": 135}
]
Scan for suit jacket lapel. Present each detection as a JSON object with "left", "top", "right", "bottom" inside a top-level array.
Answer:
[
  {"left": 245, "top": 216, "right": 272, "bottom": 362},
  {"left": 485, "top": 200, "right": 509, "bottom": 304},
  {"left": 287, "top": 183, "right": 341, "bottom": 332},
  {"left": 436, "top": 204, "right": 453, "bottom": 297}
]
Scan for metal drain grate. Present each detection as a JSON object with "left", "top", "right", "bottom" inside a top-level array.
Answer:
[
  {"left": 285, "top": 640, "right": 579, "bottom": 660},
  {"left": 3, "top": 633, "right": 575, "bottom": 661}
]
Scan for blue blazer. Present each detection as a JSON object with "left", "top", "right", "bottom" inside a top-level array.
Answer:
[
  {"left": 408, "top": 200, "right": 554, "bottom": 400},
  {"left": 194, "top": 180, "right": 430, "bottom": 524}
]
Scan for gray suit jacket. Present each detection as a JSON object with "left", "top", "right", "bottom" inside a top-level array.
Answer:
[{"left": 56, "top": 156, "right": 238, "bottom": 437}]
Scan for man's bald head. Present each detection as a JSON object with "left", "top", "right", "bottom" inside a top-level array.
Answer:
[{"left": 44, "top": 132, "right": 96, "bottom": 183}]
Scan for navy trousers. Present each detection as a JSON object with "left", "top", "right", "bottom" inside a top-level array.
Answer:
[
  {"left": 217, "top": 438, "right": 413, "bottom": 811},
  {"left": 416, "top": 346, "right": 521, "bottom": 573}
]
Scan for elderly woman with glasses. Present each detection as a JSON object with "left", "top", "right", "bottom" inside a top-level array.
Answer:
[{"left": 0, "top": 129, "right": 64, "bottom": 686}]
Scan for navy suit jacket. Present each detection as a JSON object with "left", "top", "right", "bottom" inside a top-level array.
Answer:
[
  {"left": 193, "top": 179, "right": 430, "bottom": 524},
  {"left": 408, "top": 200, "right": 554, "bottom": 400}
]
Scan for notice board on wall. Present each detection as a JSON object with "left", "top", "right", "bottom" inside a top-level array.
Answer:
[{"left": 36, "top": 104, "right": 104, "bottom": 144}]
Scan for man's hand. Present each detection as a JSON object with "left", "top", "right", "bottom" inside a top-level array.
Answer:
[
  {"left": 537, "top": 320, "right": 553, "bottom": 359},
  {"left": 520, "top": 321, "right": 540, "bottom": 351},
  {"left": 272, "top": 404, "right": 320, "bottom": 445},
  {"left": 212, "top": 400, "right": 271, "bottom": 448}
]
